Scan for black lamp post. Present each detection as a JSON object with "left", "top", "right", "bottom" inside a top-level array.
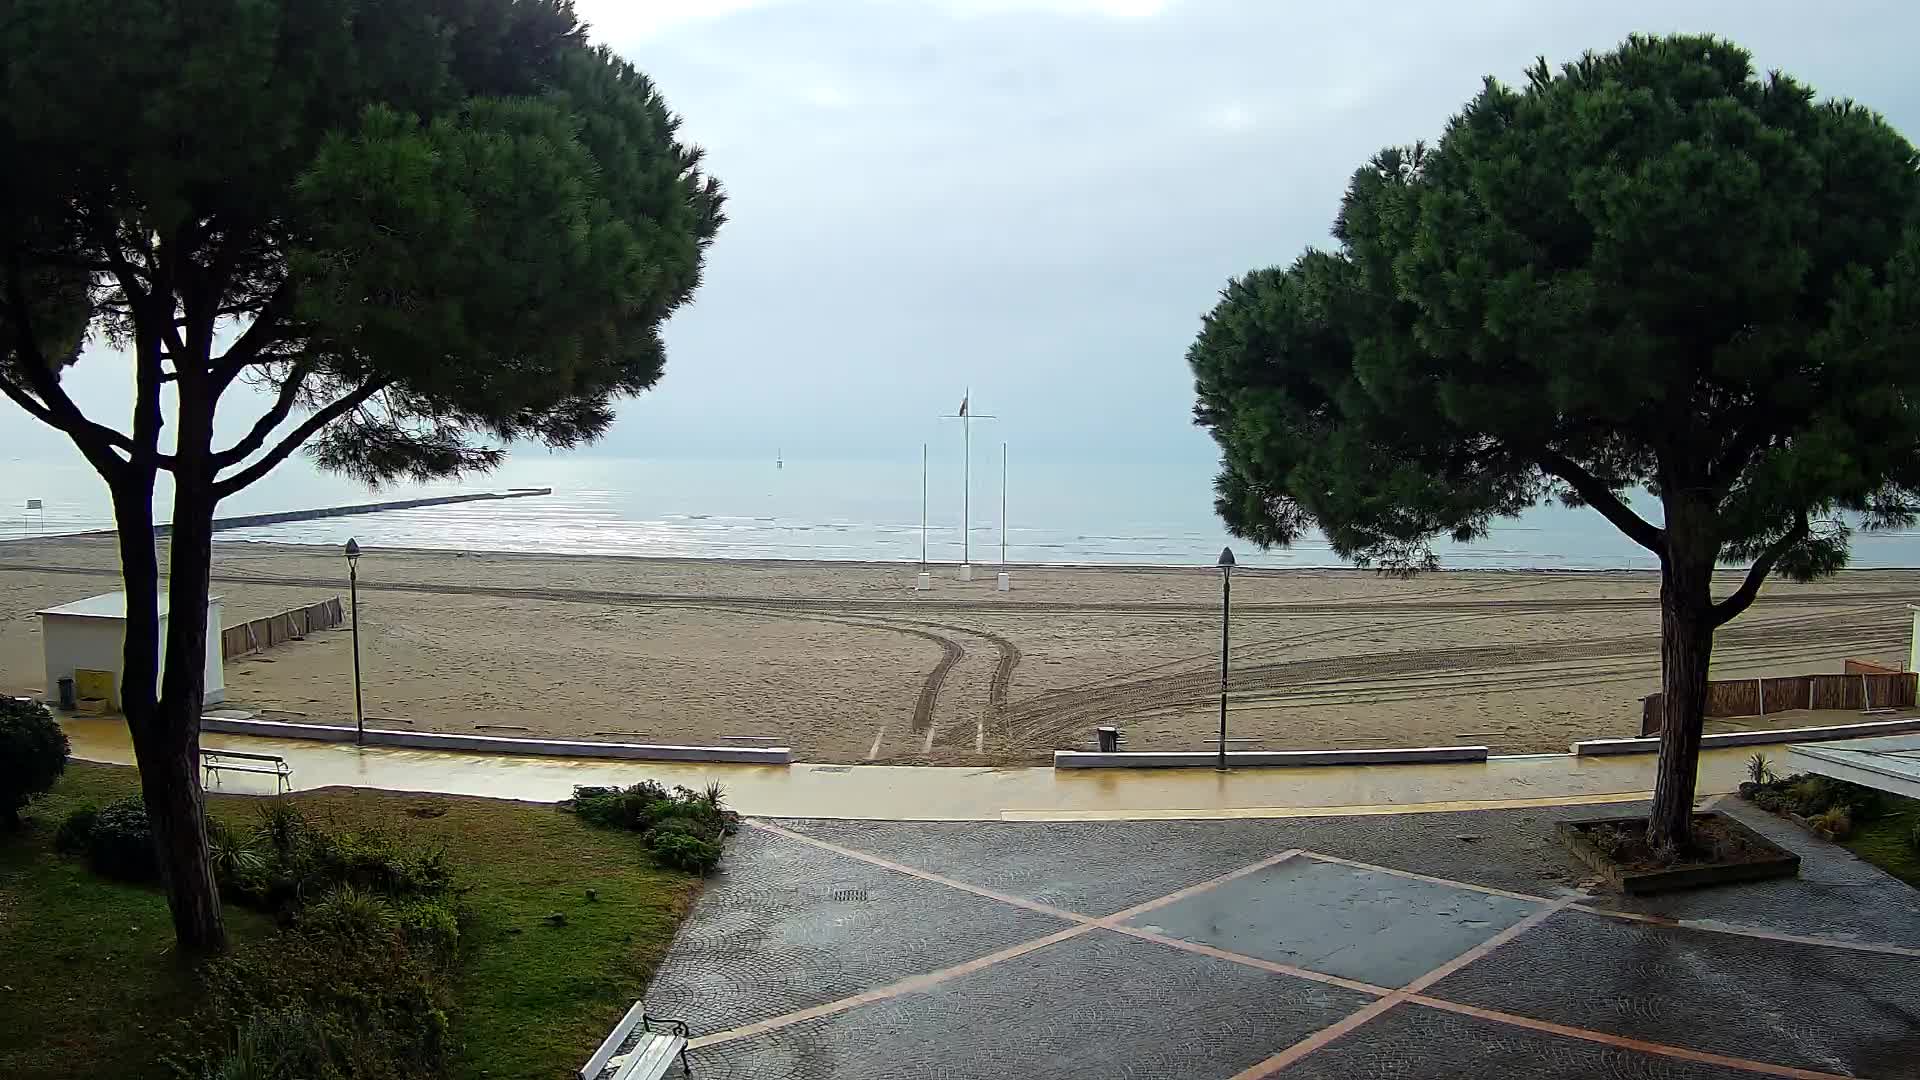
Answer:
[
  {"left": 1217, "top": 546, "right": 1235, "bottom": 771},
  {"left": 345, "top": 538, "right": 364, "bottom": 746}
]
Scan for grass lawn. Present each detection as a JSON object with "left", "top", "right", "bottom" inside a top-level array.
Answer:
[
  {"left": 1844, "top": 791, "right": 1920, "bottom": 888},
  {"left": 0, "top": 761, "right": 703, "bottom": 1080}
]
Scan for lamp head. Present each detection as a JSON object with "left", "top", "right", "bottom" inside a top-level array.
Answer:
[
  {"left": 1217, "top": 546, "right": 1235, "bottom": 570},
  {"left": 344, "top": 538, "right": 361, "bottom": 564}
]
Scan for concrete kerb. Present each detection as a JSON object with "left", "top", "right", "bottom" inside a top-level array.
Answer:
[
  {"left": 1571, "top": 716, "right": 1920, "bottom": 756},
  {"left": 198, "top": 715, "right": 792, "bottom": 765},
  {"left": 1053, "top": 746, "right": 1488, "bottom": 769}
]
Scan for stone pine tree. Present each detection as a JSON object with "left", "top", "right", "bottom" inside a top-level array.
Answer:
[
  {"left": 0, "top": 0, "right": 724, "bottom": 951},
  {"left": 1189, "top": 34, "right": 1920, "bottom": 850}
]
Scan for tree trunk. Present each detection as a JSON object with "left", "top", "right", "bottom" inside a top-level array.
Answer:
[
  {"left": 1647, "top": 523, "right": 1717, "bottom": 851},
  {"left": 110, "top": 474, "right": 227, "bottom": 955}
]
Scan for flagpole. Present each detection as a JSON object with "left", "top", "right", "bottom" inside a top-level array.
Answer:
[
  {"left": 1001, "top": 442, "right": 1008, "bottom": 566},
  {"left": 941, "top": 391, "right": 994, "bottom": 578},
  {"left": 963, "top": 393, "right": 971, "bottom": 567},
  {"left": 921, "top": 442, "right": 928, "bottom": 567}
]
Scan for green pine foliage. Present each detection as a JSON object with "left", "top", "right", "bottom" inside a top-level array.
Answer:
[
  {"left": 1189, "top": 34, "right": 1920, "bottom": 843},
  {"left": 1191, "top": 34, "right": 1920, "bottom": 577}
]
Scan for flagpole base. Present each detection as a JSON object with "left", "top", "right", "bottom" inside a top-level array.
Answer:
[{"left": 958, "top": 564, "right": 974, "bottom": 582}]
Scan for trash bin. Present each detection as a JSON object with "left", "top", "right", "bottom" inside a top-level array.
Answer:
[
  {"left": 57, "top": 676, "right": 76, "bottom": 711},
  {"left": 1096, "top": 726, "right": 1120, "bottom": 753}
]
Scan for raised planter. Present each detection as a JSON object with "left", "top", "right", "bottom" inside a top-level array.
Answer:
[{"left": 1555, "top": 811, "right": 1800, "bottom": 894}]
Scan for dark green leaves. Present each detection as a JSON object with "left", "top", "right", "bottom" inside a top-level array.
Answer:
[{"left": 1191, "top": 33, "right": 1920, "bottom": 579}]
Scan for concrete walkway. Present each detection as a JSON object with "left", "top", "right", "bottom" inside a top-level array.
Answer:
[
  {"left": 64, "top": 716, "right": 1758, "bottom": 820},
  {"left": 639, "top": 802, "right": 1920, "bottom": 1079}
]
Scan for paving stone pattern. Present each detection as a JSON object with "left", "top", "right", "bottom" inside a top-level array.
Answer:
[
  {"left": 1280, "top": 1004, "right": 1763, "bottom": 1080},
  {"left": 1432, "top": 908, "right": 1920, "bottom": 1077},
  {"left": 1130, "top": 857, "right": 1538, "bottom": 987},
  {"left": 690, "top": 930, "right": 1373, "bottom": 1080},
  {"left": 644, "top": 803, "right": 1920, "bottom": 1079},
  {"left": 643, "top": 826, "right": 1071, "bottom": 1033}
]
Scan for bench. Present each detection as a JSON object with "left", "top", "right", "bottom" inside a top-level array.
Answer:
[
  {"left": 200, "top": 748, "right": 292, "bottom": 794},
  {"left": 579, "top": 1002, "right": 691, "bottom": 1080}
]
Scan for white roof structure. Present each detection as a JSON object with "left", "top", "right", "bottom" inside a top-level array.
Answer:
[
  {"left": 1787, "top": 734, "right": 1920, "bottom": 800},
  {"left": 36, "top": 590, "right": 223, "bottom": 620}
]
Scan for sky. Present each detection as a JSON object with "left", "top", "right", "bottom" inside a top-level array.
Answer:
[{"left": 8, "top": 0, "right": 1920, "bottom": 472}]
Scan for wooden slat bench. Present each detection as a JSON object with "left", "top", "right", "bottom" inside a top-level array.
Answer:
[
  {"left": 200, "top": 749, "right": 292, "bottom": 794},
  {"left": 579, "top": 1001, "right": 692, "bottom": 1080}
]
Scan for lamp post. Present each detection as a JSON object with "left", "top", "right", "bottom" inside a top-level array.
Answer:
[
  {"left": 345, "top": 538, "right": 364, "bottom": 746},
  {"left": 1217, "top": 546, "right": 1235, "bottom": 771}
]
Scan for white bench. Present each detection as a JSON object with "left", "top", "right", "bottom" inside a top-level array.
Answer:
[
  {"left": 200, "top": 748, "right": 292, "bottom": 793},
  {"left": 579, "top": 1002, "right": 691, "bottom": 1080}
]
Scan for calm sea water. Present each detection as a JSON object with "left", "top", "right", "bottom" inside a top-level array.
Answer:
[{"left": 7, "top": 452, "right": 1920, "bottom": 570}]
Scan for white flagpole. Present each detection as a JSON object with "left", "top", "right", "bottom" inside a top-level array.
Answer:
[
  {"left": 921, "top": 442, "right": 928, "bottom": 567},
  {"left": 1000, "top": 442, "right": 1008, "bottom": 566},
  {"left": 963, "top": 395, "right": 970, "bottom": 567}
]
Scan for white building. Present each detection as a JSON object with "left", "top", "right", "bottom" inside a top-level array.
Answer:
[{"left": 38, "top": 590, "right": 225, "bottom": 709}]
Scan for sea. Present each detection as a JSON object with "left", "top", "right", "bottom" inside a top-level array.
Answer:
[{"left": 6, "top": 453, "right": 1920, "bottom": 571}]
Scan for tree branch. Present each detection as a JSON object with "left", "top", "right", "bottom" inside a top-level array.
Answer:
[
  {"left": 212, "top": 363, "right": 312, "bottom": 468},
  {"left": 1711, "top": 516, "right": 1810, "bottom": 627},
  {"left": 212, "top": 377, "right": 389, "bottom": 499},
  {"left": 1, "top": 264, "right": 137, "bottom": 476},
  {"left": 1533, "top": 448, "right": 1665, "bottom": 554}
]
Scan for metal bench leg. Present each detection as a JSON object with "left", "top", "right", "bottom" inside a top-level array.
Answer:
[{"left": 680, "top": 1044, "right": 692, "bottom": 1076}]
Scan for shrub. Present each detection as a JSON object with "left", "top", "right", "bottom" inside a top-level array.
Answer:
[
  {"left": 0, "top": 697, "right": 68, "bottom": 829},
  {"left": 197, "top": 1008, "right": 337, "bottom": 1080},
  {"left": 1810, "top": 805, "right": 1853, "bottom": 839},
  {"left": 1745, "top": 753, "right": 1775, "bottom": 786},
  {"left": 87, "top": 797, "right": 158, "bottom": 882},
  {"left": 55, "top": 803, "right": 100, "bottom": 854},
  {"left": 177, "top": 907, "right": 455, "bottom": 1080},
  {"left": 565, "top": 781, "right": 737, "bottom": 873}
]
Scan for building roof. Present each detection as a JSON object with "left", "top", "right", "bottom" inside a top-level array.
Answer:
[
  {"left": 36, "top": 590, "right": 222, "bottom": 620},
  {"left": 1786, "top": 734, "right": 1920, "bottom": 800}
]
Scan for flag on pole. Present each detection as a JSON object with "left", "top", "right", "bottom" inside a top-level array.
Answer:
[
  {"left": 25, "top": 499, "right": 41, "bottom": 510},
  {"left": 957, "top": 393, "right": 968, "bottom": 417}
]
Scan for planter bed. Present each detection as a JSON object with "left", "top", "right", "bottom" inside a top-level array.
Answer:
[{"left": 1556, "top": 811, "right": 1800, "bottom": 894}]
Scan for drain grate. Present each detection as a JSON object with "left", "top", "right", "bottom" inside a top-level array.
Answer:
[{"left": 828, "top": 888, "right": 869, "bottom": 902}]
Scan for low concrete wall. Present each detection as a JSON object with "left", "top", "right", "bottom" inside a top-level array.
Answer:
[
  {"left": 1573, "top": 716, "right": 1920, "bottom": 757},
  {"left": 199, "top": 716, "right": 791, "bottom": 764},
  {"left": 1053, "top": 745, "right": 1488, "bottom": 769}
]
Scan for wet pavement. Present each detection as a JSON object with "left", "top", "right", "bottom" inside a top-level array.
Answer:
[{"left": 643, "top": 802, "right": 1920, "bottom": 1079}]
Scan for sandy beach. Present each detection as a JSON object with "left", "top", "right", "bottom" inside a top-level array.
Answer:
[{"left": 2, "top": 535, "right": 1915, "bottom": 764}]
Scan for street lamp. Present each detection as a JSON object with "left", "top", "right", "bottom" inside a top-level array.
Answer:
[
  {"left": 345, "top": 538, "right": 364, "bottom": 746},
  {"left": 1217, "top": 546, "right": 1235, "bottom": 771}
]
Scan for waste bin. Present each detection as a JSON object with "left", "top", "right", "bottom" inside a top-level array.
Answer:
[
  {"left": 1096, "top": 726, "right": 1120, "bottom": 753},
  {"left": 57, "top": 676, "right": 76, "bottom": 710}
]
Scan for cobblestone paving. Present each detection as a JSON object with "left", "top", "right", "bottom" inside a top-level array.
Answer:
[
  {"left": 640, "top": 802, "right": 1920, "bottom": 1079},
  {"left": 1432, "top": 909, "right": 1920, "bottom": 1076}
]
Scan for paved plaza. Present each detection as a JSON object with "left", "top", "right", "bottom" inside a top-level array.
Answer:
[{"left": 643, "top": 801, "right": 1920, "bottom": 1079}]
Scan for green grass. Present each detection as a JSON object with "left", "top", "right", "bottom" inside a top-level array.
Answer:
[
  {"left": 1843, "top": 792, "right": 1920, "bottom": 888},
  {"left": 0, "top": 762, "right": 702, "bottom": 1080}
]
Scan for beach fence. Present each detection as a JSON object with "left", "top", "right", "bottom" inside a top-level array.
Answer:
[
  {"left": 221, "top": 597, "right": 345, "bottom": 661},
  {"left": 1640, "top": 668, "right": 1917, "bottom": 735}
]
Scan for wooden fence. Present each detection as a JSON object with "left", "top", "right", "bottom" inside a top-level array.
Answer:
[
  {"left": 221, "top": 597, "right": 345, "bottom": 661},
  {"left": 1640, "top": 670, "right": 1917, "bottom": 735}
]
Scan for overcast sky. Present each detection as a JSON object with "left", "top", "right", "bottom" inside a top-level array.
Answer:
[{"left": 10, "top": 0, "right": 1918, "bottom": 470}]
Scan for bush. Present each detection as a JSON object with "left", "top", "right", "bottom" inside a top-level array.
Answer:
[
  {"left": 87, "top": 797, "right": 158, "bottom": 882},
  {"left": 56, "top": 803, "right": 100, "bottom": 854},
  {"left": 1740, "top": 772, "right": 1888, "bottom": 829},
  {"left": 565, "top": 781, "right": 737, "bottom": 874},
  {"left": 1811, "top": 805, "right": 1854, "bottom": 839},
  {"left": 176, "top": 906, "right": 456, "bottom": 1080},
  {"left": 197, "top": 1008, "right": 337, "bottom": 1080},
  {"left": 0, "top": 697, "right": 68, "bottom": 828}
]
